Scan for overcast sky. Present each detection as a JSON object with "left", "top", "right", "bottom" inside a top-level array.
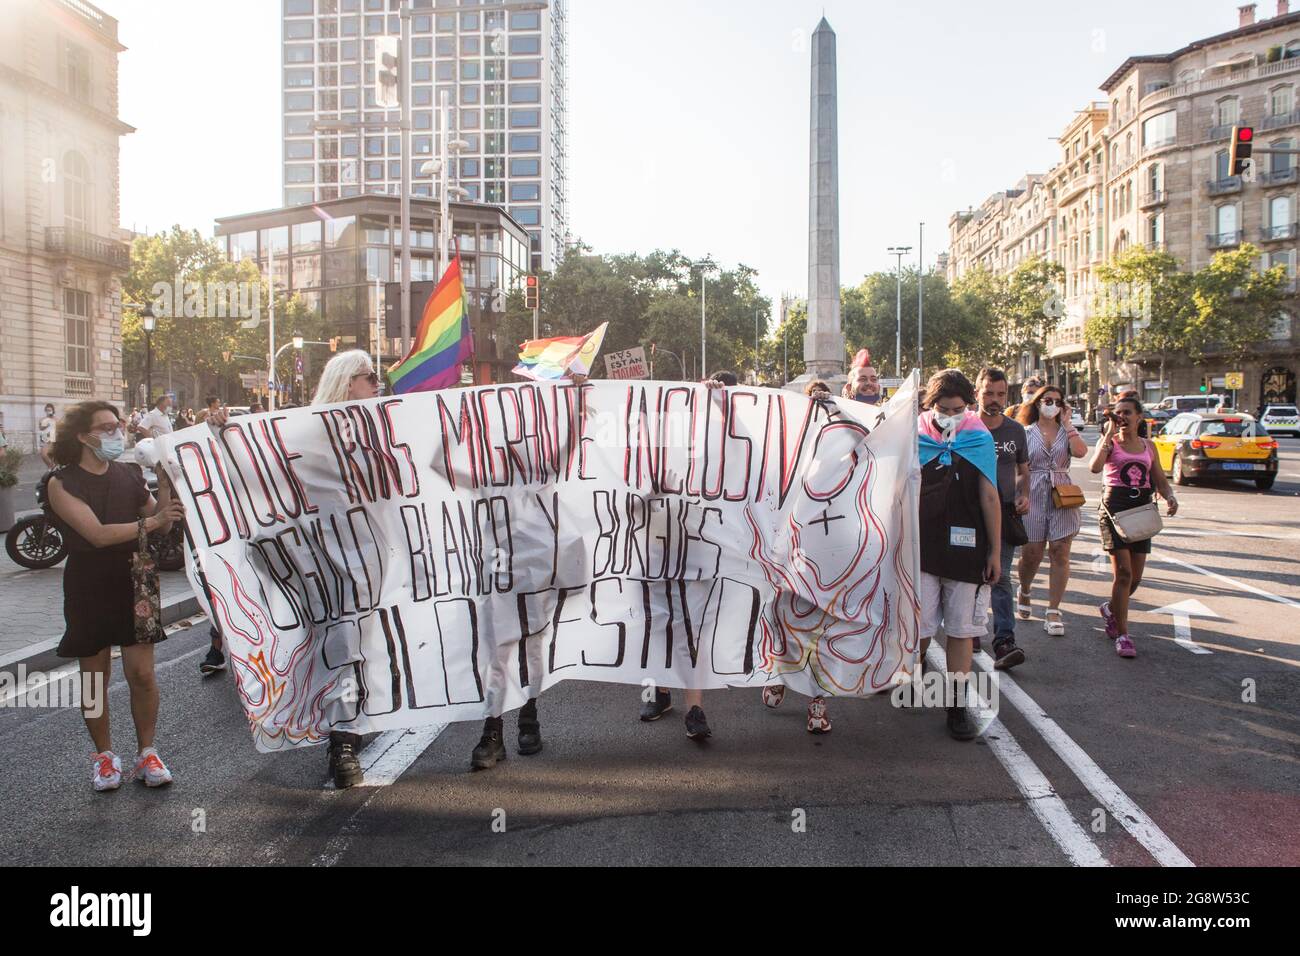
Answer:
[{"left": 108, "top": 0, "right": 1268, "bottom": 325}]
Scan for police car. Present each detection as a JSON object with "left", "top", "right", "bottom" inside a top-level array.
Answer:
[
  {"left": 1153, "top": 412, "right": 1279, "bottom": 490},
  {"left": 1259, "top": 404, "right": 1300, "bottom": 437}
]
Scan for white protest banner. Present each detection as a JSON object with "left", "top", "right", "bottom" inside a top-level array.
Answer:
[
  {"left": 604, "top": 346, "right": 648, "bottom": 380},
  {"left": 159, "top": 375, "right": 922, "bottom": 752}
]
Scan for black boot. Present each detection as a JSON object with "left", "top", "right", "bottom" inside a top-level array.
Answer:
[
  {"left": 328, "top": 731, "right": 363, "bottom": 789},
  {"left": 517, "top": 698, "right": 542, "bottom": 756},
  {"left": 946, "top": 705, "right": 978, "bottom": 741},
  {"left": 470, "top": 717, "right": 506, "bottom": 770}
]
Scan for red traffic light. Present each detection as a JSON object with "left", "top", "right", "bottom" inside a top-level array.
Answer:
[
  {"left": 1237, "top": 126, "right": 1253, "bottom": 142},
  {"left": 525, "top": 275, "right": 538, "bottom": 288}
]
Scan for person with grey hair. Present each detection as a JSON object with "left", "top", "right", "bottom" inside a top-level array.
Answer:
[{"left": 308, "top": 350, "right": 380, "bottom": 787}]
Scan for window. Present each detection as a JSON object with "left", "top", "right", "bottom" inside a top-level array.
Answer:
[
  {"left": 510, "top": 35, "right": 541, "bottom": 55},
  {"left": 1271, "top": 195, "right": 1292, "bottom": 228},
  {"left": 436, "top": 36, "right": 454, "bottom": 56},
  {"left": 284, "top": 43, "right": 314, "bottom": 63},
  {"left": 63, "top": 152, "right": 89, "bottom": 232},
  {"left": 510, "top": 60, "right": 542, "bottom": 80},
  {"left": 1215, "top": 149, "right": 1230, "bottom": 181},
  {"left": 1271, "top": 85, "right": 1294, "bottom": 117},
  {"left": 436, "top": 61, "right": 454, "bottom": 81},
  {"left": 435, "top": 13, "right": 455, "bottom": 32},
  {"left": 509, "top": 84, "right": 541, "bottom": 104},
  {"left": 461, "top": 12, "right": 479, "bottom": 29},
  {"left": 511, "top": 11, "right": 540, "bottom": 29},
  {"left": 1287, "top": 39, "right": 1300, "bottom": 59},
  {"left": 461, "top": 109, "right": 481, "bottom": 129},
  {"left": 1216, "top": 204, "right": 1238, "bottom": 238},
  {"left": 1148, "top": 213, "right": 1163, "bottom": 246},
  {"left": 510, "top": 183, "right": 540, "bottom": 201},
  {"left": 461, "top": 36, "right": 481, "bottom": 56},
  {"left": 285, "top": 164, "right": 314, "bottom": 183},
  {"left": 285, "top": 19, "right": 313, "bottom": 39},
  {"left": 286, "top": 140, "right": 314, "bottom": 159},
  {"left": 509, "top": 109, "right": 540, "bottom": 128},
  {"left": 460, "top": 158, "right": 480, "bottom": 177},
  {"left": 64, "top": 289, "right": 90, "bottom": 375},
  {"left": 284, "top": 91, "right": 313, "bottom": 111},
  {"left": 510, "top": 157, "right": 540, "bottom": 176},
  {"left": 412, "top": 37, "right": 432, "bottom": 57},
  {"left": 1215, "top": 97, "right": 1239, "bottom": 128},
  {"left": 1271, "top": 312, "right": 1294, "bottom": 340},
  {"left": 1142, "top": 110, "right": 1177, "bottom": 148},
  {"left": 1271, "top": 138, "right": 1295, "bottom": 172},
  {"left": 510, "top": 206, "right": 540, "bottom": 225},
  {"left": 462, "top": 61, "right": 480, "bottom": 81},
  {"left": 284, "top": 0, "right": 313, "bottom": 13}
]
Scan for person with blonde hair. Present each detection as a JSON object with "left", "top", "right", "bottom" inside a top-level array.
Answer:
[
  {"left": 309, "top": 349, "right": 379, "bottom": 787},
  {"left": 312, "top": 349, "right": 380, "bottom": 406}
]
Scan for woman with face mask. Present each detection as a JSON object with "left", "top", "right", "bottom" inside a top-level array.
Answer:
[
  {"left": 1015, "top": 387, "right": 1088, "bottom": 635},
  {"left": 45, "top": 401, "right": 185, "bottom": 792}
]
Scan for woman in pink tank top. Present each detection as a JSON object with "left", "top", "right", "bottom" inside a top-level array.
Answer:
[{"left": 1088, "top": 396, "right": 1179, "bottom": 658}]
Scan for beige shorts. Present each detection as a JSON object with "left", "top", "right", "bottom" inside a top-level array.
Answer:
[{"left": 919, "top": 573, "right": 990, "bottom": 640}]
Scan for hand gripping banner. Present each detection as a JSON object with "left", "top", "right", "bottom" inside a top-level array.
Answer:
[{"left": 158, "top": 375, "right": 922, "bottom": 751}]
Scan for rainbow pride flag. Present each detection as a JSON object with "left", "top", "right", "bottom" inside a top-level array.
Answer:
[
  {"left": 513, "top": 321, "right": 608, "bottom": 381},
  {"left": 386, "top": 256, "right": 472, "bottom": 393}
]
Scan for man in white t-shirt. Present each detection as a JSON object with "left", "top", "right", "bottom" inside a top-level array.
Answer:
[{"left": 138, "top": 396, "right": 173, "bottom": 439}]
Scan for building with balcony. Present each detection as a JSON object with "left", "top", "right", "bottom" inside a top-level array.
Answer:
[
  {"left": 279, "top": 0, "right": 568, "bottom": 275},
  {"left": 214, "top": 194, "right": 531, "bottom": 390},
  {"left": 945, "top": 3, "right": 1300, "bottom": 411},
  {"left": 0, "top": 0, "right": 134, "bottom": 451}
]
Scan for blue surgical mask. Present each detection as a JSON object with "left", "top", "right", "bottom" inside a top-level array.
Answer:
[{"left": 92, "top": 431, "right": 125, "bottom": 462}]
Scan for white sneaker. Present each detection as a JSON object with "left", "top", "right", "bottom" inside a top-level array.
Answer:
[
  {"left": 134, "top": 747, "right": 173, "bottom": 787},
  {"left": 92, "top": 751, "right": 122, "bottom": 792}
]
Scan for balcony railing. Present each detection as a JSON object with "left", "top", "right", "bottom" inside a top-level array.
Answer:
[
  {"left": 1141, "top": 56, "right": 1300, "bottom": 112},
  {"left": 1259, "top": 166, "right": 1300, "bottom": 186},
  {"left": 1261, "top": 109, "right": 1300, "bottom": 131},
  {"left": 1204, "top": 123, "right": 1237, "bottom": 142},
  {"left": 1206, "top": 230, "right": 1244, "bottom": 249},
  {"left": 1144, "top": 239, "right": 1168, "bottom": 251},
  {"left": 1206, "top": 176, "right": 1243, "bottom": 196},
  {"left": 1260, "top": 222, "right": 1299, "bottom": 241},
  {"left": 44, "top": 227, "right": 130, "bottom": 270},
  {"left": 1139, "top": 189, "right": 1168, "bottom": 208}
]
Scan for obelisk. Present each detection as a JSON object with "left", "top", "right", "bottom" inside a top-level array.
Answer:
[{"left": 793, "top": 17, "right": 845, "bottom": 390}]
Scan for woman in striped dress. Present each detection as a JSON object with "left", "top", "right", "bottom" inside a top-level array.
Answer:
[{"left": 1015, "top": 386, "right": 1088, "bottom": 635}]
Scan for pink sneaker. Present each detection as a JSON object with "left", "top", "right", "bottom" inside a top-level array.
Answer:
[
  {"left": 762, "top": 685, "right": 785, "bottom": 709},
  {"left": 1100, "top": 602, "right": 1119, "bottom": 640},
  {"left": 1115, "top": 634, "right": 1137, "bottom": 658},
  {"left": 806, "top": 696, "right": 832, "bottom": 734}
]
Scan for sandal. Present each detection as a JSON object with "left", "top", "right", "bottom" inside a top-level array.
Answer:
[
  {"left": 1043, "top": 608, "right": 1065, "bottom": 637},
  {"left": 1016, "top": 586, "right": 1032, "bottom": 620}
]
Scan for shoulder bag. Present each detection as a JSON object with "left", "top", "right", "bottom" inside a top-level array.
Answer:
[{"left": 1099, "top": 498, "right": 1163, "bottom": 543}]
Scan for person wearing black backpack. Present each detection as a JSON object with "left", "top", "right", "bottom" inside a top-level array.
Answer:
[{"left": 915, "top": 370, "right": 1002, "bottom": 740}]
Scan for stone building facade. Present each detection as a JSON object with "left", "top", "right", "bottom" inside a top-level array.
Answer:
[
  {"left": 948, "top": 2, "right": 1300, "bottom": 412},
  {"left": 0, "top": 0, "right": 132, "bottom": 452}
]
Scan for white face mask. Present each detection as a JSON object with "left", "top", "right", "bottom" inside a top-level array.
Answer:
[
  {"left": 933, "top": 411, "right": 964, "bottom": 433},
  {"left": 1039, "top": 403, "right": 1061, "bottom": 419}
]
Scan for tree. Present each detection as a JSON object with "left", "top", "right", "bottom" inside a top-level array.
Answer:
[
  {"left": 951, "top": 257, "right": 1065, "bottom": 373},
  {"left": 1188, "top": 243, "right": 1288, "bottom": 365},
  {"left": 1090, "top": 246, "right": 1192, "bottom": 397}
]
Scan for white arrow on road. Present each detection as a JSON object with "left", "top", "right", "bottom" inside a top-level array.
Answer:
[{"left": 1150, "top": 599, "right": 1218, "bottom": 655}]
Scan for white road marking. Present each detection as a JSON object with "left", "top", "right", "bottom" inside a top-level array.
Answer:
[
  {"left": 313, "top": 790, "right": 381, "bottom": 867},
  {"left": 973, "top": 650, "right": 1194, "bottom": 867},
  {"left": 1157, "top": 555, "right": 1300, "bottom": 611},
  {"left": 1151, "top": 599, "right": 1217, "bottom": 655},
  {"left": 927, "top": 646, "right": 1108, "bottom": 867},
  {"left": 357, "top": 725, "right": 447, "bottom": 787}
]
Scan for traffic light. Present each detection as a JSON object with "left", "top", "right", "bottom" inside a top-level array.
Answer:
[
  {"left": 375, "top": 36, "right": 400, "bottom": 109},
  {"left": 524, "top": 274, "right": 539, "bottom": 310},
  {"left": 1230, "top": 126, "right": 1253, "bottom": 176}
]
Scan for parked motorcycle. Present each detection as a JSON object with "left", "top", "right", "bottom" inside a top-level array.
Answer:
[{"left": 4, "top": 468, "right": 185, "bottom": 572}]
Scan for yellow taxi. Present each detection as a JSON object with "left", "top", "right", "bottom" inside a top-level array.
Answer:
[{"left": 1152, "top": 412, "right": 1280, "bottom": 490}]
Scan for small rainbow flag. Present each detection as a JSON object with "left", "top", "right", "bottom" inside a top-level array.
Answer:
[
  {"left": 386, "top": 256, "right": 472, "bottom": 394},
  {"left": 513, "top": 321, "right": 608, "bottom": 381}
]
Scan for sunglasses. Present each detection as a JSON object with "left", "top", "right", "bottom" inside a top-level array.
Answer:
[
  {"left": 89, "top": 421, "right": 124, "bottom": 436},
  {"left": 352, "top": 371, "right": 380, "bottom": 386}
]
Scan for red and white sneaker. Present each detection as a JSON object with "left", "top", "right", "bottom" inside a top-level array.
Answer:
[
  {"left": 762, "top": 684, "right": 785, "bottom": 709},
  {"left": 134, "top": 748, "right": 173, "bottom": 787},
  {"left": 1115, "top": 634, "right": 1137, "bottom": 659},
  {"left": 1100, "top": 602, "right": 1119, "bottom": 640},
  {"left": 92, "top": 751, "right": 122, "bottom": 792},
  {"left": 806, "top": 696, "right": 832, "bottom": 734}
]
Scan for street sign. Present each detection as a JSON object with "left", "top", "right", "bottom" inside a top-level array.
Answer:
[
  {"left": 240, "top": 371, "right": 269, "bottom": 390},
  {"left": 604, "top": 346, "right": 648, "bottom": 380},
  {"left": 1225, "top": 372, "right": 1244, "bottom": 390},
  {"left": 880, "top": 377, "right": 905, "bottom": 389}
]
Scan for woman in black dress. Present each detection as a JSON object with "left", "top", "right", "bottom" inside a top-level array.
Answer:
[{"left": 46, "top": 401, "right": 184, "bottom": 792}]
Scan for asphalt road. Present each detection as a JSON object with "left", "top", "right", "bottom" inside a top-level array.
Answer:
[{"left": 1, "top": 433, "right": 1297, "bottom": 867}]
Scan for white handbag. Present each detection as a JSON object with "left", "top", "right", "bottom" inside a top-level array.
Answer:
[{"left": 1099, "top": 499, "right": 1163, "bottom": 543}]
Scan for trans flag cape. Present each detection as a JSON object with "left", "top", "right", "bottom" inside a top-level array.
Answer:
[{"left": 917, "top": 409, "right": 997, "bottom": 488}]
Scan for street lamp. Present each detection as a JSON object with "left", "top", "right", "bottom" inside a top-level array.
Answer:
[
  {"left": 887, "top": 246, "right": 913, "bottom": 378},
  {"left": 142, "top": 304, "right": 156, "bottom": 405}
]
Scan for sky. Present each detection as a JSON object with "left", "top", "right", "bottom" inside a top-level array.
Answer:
[{"left": 108, "top": 0, "right": 1274, "bottom": 326}]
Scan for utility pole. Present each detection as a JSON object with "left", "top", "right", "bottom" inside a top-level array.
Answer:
[
  {"left": 887, "top": 245, "right": 912, "bottom": 378},
  {"left": 700, "top": 270, "right": 707, "bottom": 380},
  {"left": 267, "top": 244, "right": 277, "bottom": 412},
  {"left": 398, "top": 2, "right": 412, "bottom": 354},
  {"left": 917, "top": 223, "right": 924, "bottom": 373},
  {"left": 754, "top": 307, "right": 760, "bottom": 384}
]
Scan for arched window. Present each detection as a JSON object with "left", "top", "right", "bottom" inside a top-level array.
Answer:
[{"left": 63, "top": 151, "right": 89, "bottom": 232}]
